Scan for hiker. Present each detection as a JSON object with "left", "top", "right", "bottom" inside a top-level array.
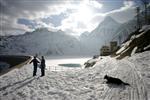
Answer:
[
  {"left": 30, "top": 56, "right": 40, "bottom": 76},
  {"left": 40, "top": 56, "right": 46, "bottom": 77}
]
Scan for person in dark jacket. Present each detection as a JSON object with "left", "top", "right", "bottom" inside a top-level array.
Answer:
[
  {"left": 30, "top": 56, "right": 40, "bottom": 76},
  {"left": 40, "top": 56, "right": 46, "bottom": 77}
]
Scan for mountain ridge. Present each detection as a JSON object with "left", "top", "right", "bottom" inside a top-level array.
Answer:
[{"left": 0, "top": 16, "right": 138, "bottom": 56}]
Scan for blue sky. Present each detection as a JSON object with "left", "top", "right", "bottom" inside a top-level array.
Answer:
[{"left": 0, "top": 0, "right": 147, "bottom": 35}]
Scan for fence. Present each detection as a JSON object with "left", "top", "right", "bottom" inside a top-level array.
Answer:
[{"left": 47, "top": 66, "right": 82, "bottom": 71}]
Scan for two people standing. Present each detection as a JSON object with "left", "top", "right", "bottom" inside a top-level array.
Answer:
[{"left": 30, "top": 56, "right": 46, "bottom": 77}]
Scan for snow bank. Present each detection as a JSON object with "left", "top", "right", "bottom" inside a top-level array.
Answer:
[
  {"left": 144, "top": 44, "right": 150, "bottom": 50},
  {"left": 131, "top": 46, "right": 138, "bottom": 56},
  {"left": 84, "top": 57, "right": 102, "bottom": 68},
  {"left": 139, "top": 25, "right": 150, "bottom": 32},
  {"left": 116, "top": 38, "right": 133, "bottom": 55},
  {"left": 116, "top": 25, "right": 150, "bottom": 59}
]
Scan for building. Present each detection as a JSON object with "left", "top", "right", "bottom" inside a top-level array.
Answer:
[
  {"left": 110, "top": 41, "right": 118, "bottom": 53},
  {"left": 100, "top": 46, "right": 110, "bottom": 56},
  {"left": 100, "top": 41, "right": 118, "bottom": 56}
]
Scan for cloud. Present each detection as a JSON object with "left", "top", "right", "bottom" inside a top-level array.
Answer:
[
  {"left": 104, "top": 0, "right": 136, "bottom": 23},
  {"left": 89, "top": 0, "right": 103, "bottom": 9},
  {"left": 0, "top": 0, "right": 137, "bottom": 35},
  {"left": 1, "top": 0, "right": 103, "bottom": 35},
  {"left": 59, "top": 0, "right": 136, "bottom": 34},
  {"left": 87, "top": 0, "right": 136, "bottom": 24},
  {"left": 0, "top": 0, "right": 83, "bottom": 35},
  {"left": 123, "top": 0, "right": 135, "bottom": 7},
  {"left": 60, "top": 0, "right": 104, "bottom": 34}
]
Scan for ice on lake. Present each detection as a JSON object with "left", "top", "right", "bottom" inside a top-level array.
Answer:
[
  {"left": 58, "top": 63, "right": 81, "bottom": 67},
  {"left": 45, "top": 56, "right": 90, "bottom": 71}
]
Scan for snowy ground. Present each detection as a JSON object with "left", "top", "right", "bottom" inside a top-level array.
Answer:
[{"left": 0, "top": 51, "right": 150, "bottom": 100}]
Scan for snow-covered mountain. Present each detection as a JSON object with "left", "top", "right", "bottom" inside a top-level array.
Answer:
[
  {"left": 80, "top": 16, "right": 121, "bottom": 54},
  {"left": 0, "top": 15, "right": 146, "bottom": 56},
  {"left": 0, "top": 28, "right": 82, "bottom": 56},
  {"left": 0, "top": 16, "right": 123, "bottom": 56},
  {"left": 111, "top": 19, "right": 137, "bottom": 45},
  {"left": 90, "top": 16, "right": 121, "bottom": 38}
]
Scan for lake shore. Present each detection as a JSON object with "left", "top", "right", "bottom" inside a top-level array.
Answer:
[{"left": 0, "top": 55, "right": 31, "bottom": 75}]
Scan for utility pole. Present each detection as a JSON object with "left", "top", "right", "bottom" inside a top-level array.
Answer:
[
  {"left": 118, "top": 35, "right": 121, "bottom": 46},
  {"left": 136, "top": 7, "right": 141, "bottom": 29},
  {"left": 140, "top": 0, "right": 149, "bottom": 25}
]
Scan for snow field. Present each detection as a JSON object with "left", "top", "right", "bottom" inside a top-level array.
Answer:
[{"left": 0, "top": 51, "right": 150, "bottom": 100}]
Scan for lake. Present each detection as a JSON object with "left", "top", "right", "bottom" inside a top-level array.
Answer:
[{"left": 45, "top": 56, "right": 91, "bottom": 71}]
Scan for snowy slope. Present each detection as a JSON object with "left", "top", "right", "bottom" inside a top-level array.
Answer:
[
  {"left": 116, "top": 25, "right": 150, "bottom": 59},
  {"left": 112, "top": 19, "right": 137, "bottom": 44},
  {"left": 128, "top": 51, "right": 150, "bottom": 99},
  {"left": 0, "top": 51, "right": 150, "bottom": 100}
]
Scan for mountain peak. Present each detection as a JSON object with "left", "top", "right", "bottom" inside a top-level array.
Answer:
[
  {"left": 94, "top": 16, "right": 120, "bottom": 30},
  {"left": 89, "top": 15, "right": 121, "bottom": 37},
  {"left": 104, "top": 16, "right": 115, "bottom": 22},
  {"left": 57, "top": 29, "right": 64, "bottom": 33},
  {"left": 101, "top": 16, "right": 119, "bottom": 25},
  {"left": 34, "top": 28, "right": 49, "bottom": 32}
]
